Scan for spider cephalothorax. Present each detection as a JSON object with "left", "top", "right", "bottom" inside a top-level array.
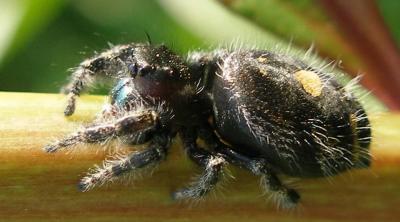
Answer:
[{"left": 44, "top": 43, "right": 371, "bottom": 208}]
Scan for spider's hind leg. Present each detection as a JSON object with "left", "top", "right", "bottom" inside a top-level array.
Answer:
[
  {"left": 251, "top": 160, "right": 300, "bottom": 209},
  {"left": 198, "top": 124, "right": 300, "bottom": 209}
]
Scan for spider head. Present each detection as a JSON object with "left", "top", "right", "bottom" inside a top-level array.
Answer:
[{"left": 129, "top": 44, "right": 190, "bottom": 98}]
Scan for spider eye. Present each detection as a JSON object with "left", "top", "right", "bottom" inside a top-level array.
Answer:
[
  {"left": 128, "top": 63, "right": 138, "bottom": 77},
  {"left": 138, "top": 65, "right": 154, "bottom": 76},
  {"left": 163, "top": 67, "right": 175, "bottom": 76}
]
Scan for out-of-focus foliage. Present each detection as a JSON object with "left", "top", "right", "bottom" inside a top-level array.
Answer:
[
  {"left": 217, "top": 0, "right": 363, "bottom": 68},
  {"left": 0, "top": 0, "right": 398, "bottom": 111},
  {"left": 0, "top": 0, "right": 202, "bottom": 92},
  {"left": 0, "top": 0, "right": 64, "bottom": 65},
  {"left": 378, "top": 0, "right": 400, "bottom": 46}
]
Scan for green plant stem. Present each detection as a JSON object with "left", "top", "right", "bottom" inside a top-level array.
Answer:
[{"left": 0, "top": 92, "right": 399, "bottom": 222}]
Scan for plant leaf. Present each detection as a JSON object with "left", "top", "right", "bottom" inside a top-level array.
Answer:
[{"left": 0, "top": 0, "right": 64, "bottom": 67}]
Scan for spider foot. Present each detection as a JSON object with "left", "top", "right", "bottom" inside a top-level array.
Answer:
[{"left": 64, "top": 93, "right": 76, "bottom": 116}]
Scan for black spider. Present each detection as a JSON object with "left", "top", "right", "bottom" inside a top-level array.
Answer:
[{"left": 44, "top": 43, "right": 371, "bottom": 208}]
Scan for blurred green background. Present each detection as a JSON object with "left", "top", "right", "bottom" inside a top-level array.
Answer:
[{"left": 0, "top": 0, "right": 399, "bottom": 111}]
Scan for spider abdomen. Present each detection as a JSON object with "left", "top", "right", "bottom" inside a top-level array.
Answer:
[{"left": 210, "top": 50, "right": 371, "bottom": 177}]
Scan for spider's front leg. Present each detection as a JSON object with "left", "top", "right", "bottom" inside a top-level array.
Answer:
[
  {"left": 43, "top": 109, "right": 158, "bottom": 153},
  {"left": 63, "top": 44, "right": 140, "bottom": 116},
  {"left": 172, "top": 128, "right": 227, "bottom": 200},
  {"left": 79, "top": 132, "right": 171, "bottom": 191},
  {"left": 198, "top": 124, "right": 300, "bottom": 209}
]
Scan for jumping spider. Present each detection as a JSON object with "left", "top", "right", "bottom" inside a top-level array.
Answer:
[{"left": 44, "top": 43, "right": 371, "bottom": 208}]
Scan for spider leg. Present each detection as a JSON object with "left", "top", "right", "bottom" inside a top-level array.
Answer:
[
  {"left": 79, "top": 132, "right": 171, "bottom": 192},
  {"left": 172, "top": 128, "right": 226, "bottom": 200},
  {"left": 97, "top": 103, "right": 120, "bottom": 121},
  {"left": 44, "top": 109, "right": 158, "bottom": 153},
  {"left": 63, "top": 44, "right": 137, "bottom": 116},
  {"left": 95, "top": 100, "right": 153, "bottom": 145},
  {"left": 198, "top": 124, "right": 300, "bottom": 208}
]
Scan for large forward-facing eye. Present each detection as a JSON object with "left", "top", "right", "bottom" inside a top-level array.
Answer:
[
  {"left": 129, "top": 63, "right": 154, "bottom": 78},
  {"left": 138, "top": 65, "right": 154, "bottom": 76},
  {"left": 128, "top": 63, "right": 138, "bottom": 77}
]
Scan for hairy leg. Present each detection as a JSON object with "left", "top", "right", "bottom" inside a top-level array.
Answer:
[
  {"left": 44, "top": 109, "right": 158, "bottom": 153},
  {"left": 79, "top": 132, "right": 171, "bottom": 191},
  {"left": 172, "top": 128, "right": 226, "bottom": 200},
  {"left": 198, "top": 124, "right": 300, "bottom": 208},
  {"left": 63, "top": 44, "right": 139, "bottom": 116}
]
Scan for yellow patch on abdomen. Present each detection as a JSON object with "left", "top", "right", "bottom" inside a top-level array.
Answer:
[
  {"left": 257, "top": 56, "right": 267, "bottom": 63},
  {"left": 294, "top": 70, "right": 323, "bottom": 97}
]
